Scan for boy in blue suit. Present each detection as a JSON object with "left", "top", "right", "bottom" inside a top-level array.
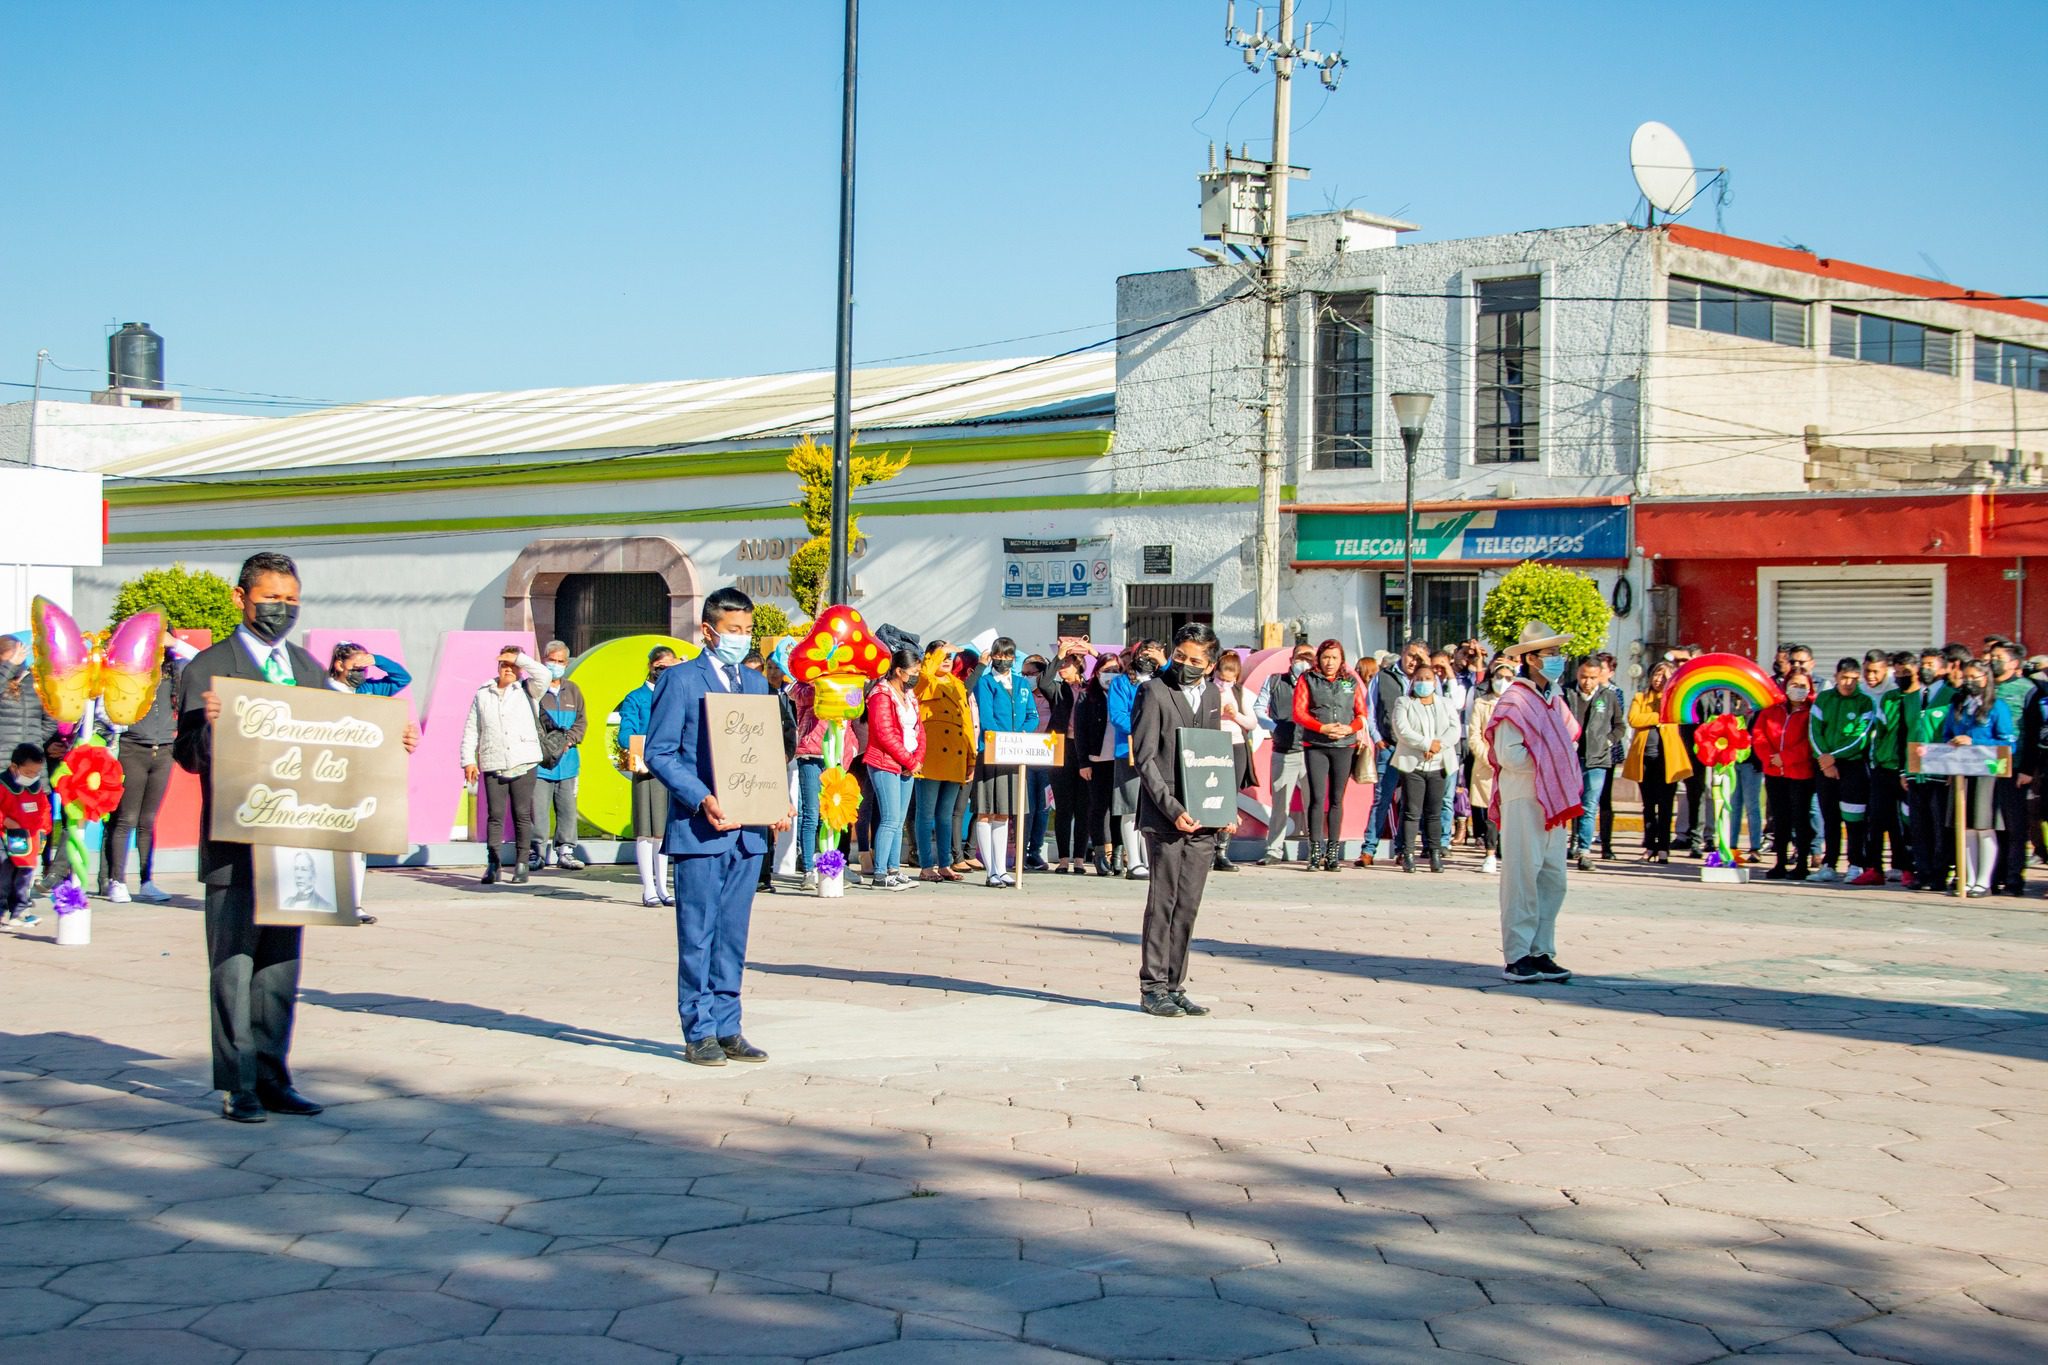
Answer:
[{"left": 645, "top": 586, "right": 793, "bottom": 1066}]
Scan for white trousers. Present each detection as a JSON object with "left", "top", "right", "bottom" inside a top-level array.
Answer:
[
  {"left": 773, "top": 759, "right": 801, "bottom": 878},
  {"left": 1498, "top": 795, "right": 1567, "bottom": 963}
]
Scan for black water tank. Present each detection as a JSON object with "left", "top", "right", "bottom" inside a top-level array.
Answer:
[{"left": 109, "top": 322, "right": 164, "bottom": 390}]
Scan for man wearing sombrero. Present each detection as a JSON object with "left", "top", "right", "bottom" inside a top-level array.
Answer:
[{"left": 1483, "top": 621, "right": 1584, "bottom": 984}]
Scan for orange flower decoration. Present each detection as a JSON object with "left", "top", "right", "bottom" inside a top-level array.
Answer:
[
  {"left": 817, "top": 766, "right": 862, "bottom": 832},
  {"left": 55, "top": 744, "right": 125, "bottom": 822}
]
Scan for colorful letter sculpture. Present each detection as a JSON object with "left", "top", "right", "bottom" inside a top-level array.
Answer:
[{"left": 786, "top": 605, "right": 888, "bottom": 893}]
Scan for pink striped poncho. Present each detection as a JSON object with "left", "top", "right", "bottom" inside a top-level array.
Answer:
[{"left": 1483, "top": 677, "right": 1584, "bottom": 832}]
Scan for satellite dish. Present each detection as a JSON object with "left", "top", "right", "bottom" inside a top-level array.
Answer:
[{"left": 1631, "top": 121, "right": 1700, "bottom": 222}]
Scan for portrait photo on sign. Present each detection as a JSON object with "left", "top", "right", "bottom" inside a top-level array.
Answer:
[{"left": 255, "top": 846, "right": 361, "bottom": 926}]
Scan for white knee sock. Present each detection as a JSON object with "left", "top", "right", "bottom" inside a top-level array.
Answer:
[
  {"left": 975, "top": 822, "right": 995, "bottom": 871},
  {"left": 635, "top": 839, "right": 659, "bottom": 899},
  {"left": 1972, "top": 832, "right": 1997, "bottom": 890},
  {"left": 1121, "top": 816, "right": 1142, "bottom": 869},
  {"left": 991, "top": 822, "right": 1011, "bottom": 875}
]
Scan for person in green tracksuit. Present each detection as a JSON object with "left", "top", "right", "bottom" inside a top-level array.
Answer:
[
  {"left": 1809, "top": 657, "right": 1881, "bottom": 884},
  {"left": 1896, "top": 649, "right": 1955, "bottom": 891},
  {"left": 1866, "top": 651, "right": 1921, "bottom": 885}
]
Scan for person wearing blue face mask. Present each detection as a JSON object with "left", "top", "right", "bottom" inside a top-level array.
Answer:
[
  {"left": 528, "top": 639, "right": 587, "bottom": 873},
  {"left": 1392, "top": 663, "right": 1460, "bottom": 873},
  {"left": 644, "top": 586, "right": 793, "bottom": 1067}
]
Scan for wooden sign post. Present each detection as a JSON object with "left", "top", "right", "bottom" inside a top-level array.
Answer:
[
  {"left": 986, "top": 731, "right": 1063, "bottom": 888},
  {"left": 1909, "top": 743, "right": 2011, "bottom": 898}
]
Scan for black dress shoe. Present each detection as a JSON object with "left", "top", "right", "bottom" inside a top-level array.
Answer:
[
  {"left": 1169, "top": 989, "right": 1210, "bottom": 1017},
  {"left": 255, "top": 1084, "right": 324, "bottom": 1116},
  {"left": 356, "top": 914, "right": 378, "bottom": 925},
  {"left": 1140, "top": 990, "right": 1186, "bottom": 1017},
  {"left": 717, "top": 1034, "right": 769, "bottom": 1062},
  {"left": 684, "top": 1037, "right": 728, "bottom": 1066},
  {"left": 221, "top": 1092, "right": 267, "bottom": 1124},
  {"left": 509, "top": 863, "right": 529, "bottom": 885},
  {"left": 1212, "top": 855, "right": 1238, "bottom": 872}
]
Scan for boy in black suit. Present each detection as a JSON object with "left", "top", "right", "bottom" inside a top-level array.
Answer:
[
  {"left": 175, "top": 551, "right": 419, "bottom": 1122},
  {"left": 1129, "top": 621, "right": 1237, "bottom": 1018}
]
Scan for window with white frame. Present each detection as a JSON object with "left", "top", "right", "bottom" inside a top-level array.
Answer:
[
  {"left": 1313, "top": 293, "right": 1374, "bottom": 469},
  {"left": 1829, "top": 308, "right": 1955, "bottom": 375},
  {"left": 1668, "top": 277, "right": 1806, "bottom": 347},
  {"left": 1976, "top": 337, "right": 2048, "bottom": 392},
  {"left": 1476, "top": 277, "right": 1540, "bottom": 464}
]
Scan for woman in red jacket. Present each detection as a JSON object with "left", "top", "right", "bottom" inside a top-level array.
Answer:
[
  {"left": 864, "top": 645, "right": 927, "bottom": 891},
  {"left": 1291, "top": 640, "right": 1372, "bottom": 870},
  {"left": 1752, "top": 670, "right": 1817, "bottom": 880}
]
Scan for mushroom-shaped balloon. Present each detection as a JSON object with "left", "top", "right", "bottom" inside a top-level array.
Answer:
[{"left": 787, "top": 604, "right": 889, "bottom": 684}]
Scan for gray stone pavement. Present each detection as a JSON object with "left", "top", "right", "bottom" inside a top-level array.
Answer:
[{"left": 3, "top": 851, "right": 2048, "bottom": 1363}]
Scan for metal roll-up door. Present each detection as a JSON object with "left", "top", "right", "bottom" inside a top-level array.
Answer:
[{"left": 1772, "top": 575, "right": 1939, "bottom": 665}]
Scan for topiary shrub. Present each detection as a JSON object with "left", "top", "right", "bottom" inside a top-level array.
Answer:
[
  {"left": 750, "top": 601, "right": 792, "bottom": 656},
  {"left": 110, "top": 562, "right": 240, "bottom": 642},
  {"left": 1480, "top": 562, "right": 1612, "bottom": 658}
]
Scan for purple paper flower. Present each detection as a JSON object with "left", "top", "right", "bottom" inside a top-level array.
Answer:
[
  {"left": 51, "top": 878, "right": 88, "bottom": 915},
  {"left": 1704, "top": 852, "right": 1725, "bottom": 868},
  {"left": 814, "top": 850, "right": 846, "bottom": 878}
]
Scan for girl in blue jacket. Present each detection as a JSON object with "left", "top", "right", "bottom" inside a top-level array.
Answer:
[{"left": 968, "top": 637, "right": 1037, "bottom": 886}]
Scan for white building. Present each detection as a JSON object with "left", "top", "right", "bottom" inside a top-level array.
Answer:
[
  {"left": 73, "top": 355, "right": 1259, "bottom": 672},
  {"left": 1115, "top": 212, "right": 2048, "bottom": 656}
]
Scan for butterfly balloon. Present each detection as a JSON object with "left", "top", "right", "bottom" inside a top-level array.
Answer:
[{"left": 29, "top": 598, "right": 169, "bottom": 727}]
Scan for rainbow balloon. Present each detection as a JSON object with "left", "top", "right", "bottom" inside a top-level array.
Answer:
[{"left": 1660, "top": 652, "right": 1786, "bottom": 723}]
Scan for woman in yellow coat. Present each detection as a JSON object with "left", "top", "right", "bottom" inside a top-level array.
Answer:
[
  {"left": 914, "top": 641, "right": 974, "bottom": 877},
  {"left": 1622, "top": 660, "right": 1694, "bottom": 862}
]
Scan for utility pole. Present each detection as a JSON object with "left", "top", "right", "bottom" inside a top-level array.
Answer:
[
  {"left": 1225, "top": 2, "right": 1343, "bottom": 648},
  {"left": 25, "top": 350, "right": 48, "bottom": 465},
  {"left": 826, "top": 0, "right": 859, "bottom": 608}
]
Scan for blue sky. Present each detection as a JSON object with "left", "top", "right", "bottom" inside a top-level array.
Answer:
[{"left": 4, "top": 1, "right": 2042, "bottom": 409}]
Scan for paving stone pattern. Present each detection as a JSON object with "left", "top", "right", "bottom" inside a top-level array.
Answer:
[{"left": 3, "top": 856, "right": 2047, "bottom": 1362}]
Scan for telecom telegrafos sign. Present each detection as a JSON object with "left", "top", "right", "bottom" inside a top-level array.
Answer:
[{"left": 1292, "top": 504, "right": 1627, "bottom": 564}]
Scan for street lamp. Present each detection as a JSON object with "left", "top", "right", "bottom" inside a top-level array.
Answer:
[{"left": 1389, "top": 392, "right": 1434, "bottom": 645}]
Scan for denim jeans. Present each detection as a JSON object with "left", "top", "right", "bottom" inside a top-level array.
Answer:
[
  {"left": 1736, "top": 764, "right": 1765, "bottom": 850},
  {"left": 914, "top": 776, "right": 960, "bottom": 870},
  {"left": 1574, "top": 768, "right": 1610, "bottom": 850},
  {"left": 1364, "top": 747, "right": 1396, "bottom": 851},
  {"left": 1026, "top": 767, "right": 1052, "bottom": 864},
  {"left": 870, "top": 770, "right": 914, "bottom": 876},
  {"left": 796, "top": 758, "right": 824, "bottom": 871}
]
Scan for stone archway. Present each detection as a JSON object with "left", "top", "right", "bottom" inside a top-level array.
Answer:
[{"left": 503, "top": 536, "right": 703, "bottom": 645}]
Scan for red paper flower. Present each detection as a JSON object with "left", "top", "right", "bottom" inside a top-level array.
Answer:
[
  {"left": 1693, "top": 714, "right": 1752, "bottom": 768},
  {"left": 55, "top": 744, "right": 125, "bottom": 822}
]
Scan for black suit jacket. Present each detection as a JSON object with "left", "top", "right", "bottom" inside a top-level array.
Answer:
[
  {"left": 1130, "top": 676, "right": 1224, "bottom": 834},
  {"left": 174, "top": 635, "right": 328, "bottom": 887}
]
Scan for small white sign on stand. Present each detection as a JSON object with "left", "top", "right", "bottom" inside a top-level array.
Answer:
[{"left": 986, "top": 732, "right": 1063, "bottom": 889}]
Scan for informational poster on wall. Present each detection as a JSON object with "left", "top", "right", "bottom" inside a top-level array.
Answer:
[{"left": 1002, "top": 536, "right": 1113, "bottom": 608}]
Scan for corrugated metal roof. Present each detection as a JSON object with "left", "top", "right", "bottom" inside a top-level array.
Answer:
[{"left": 103, "top": 353, "right": 1114, "bottom": 480}]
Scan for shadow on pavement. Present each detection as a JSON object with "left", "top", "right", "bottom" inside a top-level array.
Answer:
[{"left": 1, "top": 1026, "right": 2042, "bottom": 1362}]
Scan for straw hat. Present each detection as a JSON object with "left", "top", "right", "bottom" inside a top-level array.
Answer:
[{"left": 1501, "top": 620, "right": 1574, "bottom": 658}]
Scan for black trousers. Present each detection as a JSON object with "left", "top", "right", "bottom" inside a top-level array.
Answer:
[
  {"left": 106, "top": 741, "right": 177, "bottom": 885},
  {"left": 1597, "top": 762, "right": 1616, "bottom": 854},
  {"left": 1908, "top": 781, "right": 1951, "bottom": 888},
  {"left": 1866, "top": 768, "right": 1908, "bottom": 875},
  {"left": 1086, "top": 761, "right": 1118, "bottom": 859},
  {"left": 1302, "top": 746, "right": 1351, "bottom": 845},
  {"left": 1400, "top": 767, "right": 1446, "bottom": 855},
  {"left": 1994, "top": 777, "right": 2029, "bottom": 893},
  {"left": 1640, "top": 772, "right": 1677, "bottom": 854},
  {"left": 206, "top": 876, "right": 301, "bottom": 1094},
  {"left": 1139, "top": 827, "right": 1218, "bottom": 994},
  {"left": 1767, "top": 775, "right": 1816, "bottom": 869},
  {"left": 483, "top": 770, "right": 536, "bottom": 865},
  {"left": 1051, "top": 761, "right": 1088, "bottom": 859}
]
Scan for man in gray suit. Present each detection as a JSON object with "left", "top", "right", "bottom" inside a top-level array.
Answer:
[
  {"left": 175, "top": 551, "right": 419, "bottom": 1123},
  {"left": 1130, "top": 622, "right": 1238, "bottom": 1018}
]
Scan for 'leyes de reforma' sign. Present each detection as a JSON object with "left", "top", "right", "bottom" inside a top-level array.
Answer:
[
  {"left": 1294, "top": 505, "right": 1628, "bottom": 563},
  {"left": 209, "top": 679, "right": 412, "bottom": 854}
]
